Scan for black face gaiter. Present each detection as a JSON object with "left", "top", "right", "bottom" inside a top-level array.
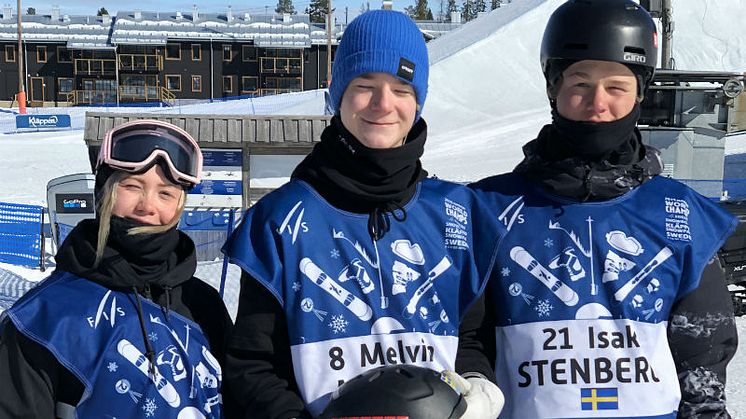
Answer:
[
  {"left": 551, "top": 103, "right": 642, "bottom": 161},
  {"left": 515, "top": 102, "right": 662, "bottom": 201},
  {"left": 292, "top": 116, "right": 428, "bottom": 213}
]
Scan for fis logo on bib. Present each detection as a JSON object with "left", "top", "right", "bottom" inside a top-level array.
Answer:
[{"left": 277, "top": 201, "right": 309, "bottom": 244}]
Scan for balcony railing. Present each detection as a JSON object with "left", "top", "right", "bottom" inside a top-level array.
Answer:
[
  {"left": 65, "top": 89, "right": 117, "bottom": 105},
  {"left": 258, "top": 88, "right": 301, "bottom": 96},
  {"left": 74, "top": 58, "right": 117, "bottom": 76},
  {"left": 66, "top": 87, "right": 175, "bottom": 106},
  {"left": 119, "top": 54, "right": 164, "bottom": 72}
]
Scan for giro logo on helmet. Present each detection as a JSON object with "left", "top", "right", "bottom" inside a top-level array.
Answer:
[{"left": 623, "top": 52, "right": 647, "bottom": 63}]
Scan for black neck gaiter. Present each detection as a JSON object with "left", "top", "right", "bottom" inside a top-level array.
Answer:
[
  {"left": 107, "top": 216, "right": 180, "bottom": 269},
  {"left": 515, "top": 104, "right": 662, "bottom": 201},
  {"left": 550, "top": 103, "right": 642, "bottom": 161},
  {"left": 55, "top": 217, "right": 188, "bottom": 290},
  {"left": 292, "top": 116, "right": 428, "bottom": 213}
]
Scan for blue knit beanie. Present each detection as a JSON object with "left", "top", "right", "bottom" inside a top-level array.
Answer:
[{"left": 330, "top": 10, "right": 429, "bottom": 121}]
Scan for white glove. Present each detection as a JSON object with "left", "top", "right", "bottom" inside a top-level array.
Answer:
[{"left": 443, "top": 371, "right": 505, "bottom": 419}]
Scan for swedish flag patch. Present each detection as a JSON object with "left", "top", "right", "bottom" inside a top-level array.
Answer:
[{"left": 581, "top": 387, "right": 619, "bottom": 411}]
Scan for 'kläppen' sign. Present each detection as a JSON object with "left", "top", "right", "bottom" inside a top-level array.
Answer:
[{"left": 16, "top": 114, "right": 71, "bottom": 129}]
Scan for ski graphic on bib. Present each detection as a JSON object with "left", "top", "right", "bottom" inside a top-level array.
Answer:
[
  {"left": 117, "top": 339, "right": 181, "bottom": 407},
  {"left": 510, "top": 246, "right": 579, "bottom": 306},
  {"left": 300, "top": 257, "right": 373, "bottom": 321}
]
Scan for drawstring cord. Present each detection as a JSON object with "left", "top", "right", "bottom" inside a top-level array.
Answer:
[
  {"left": 162, "top": 286, "right": 172, "bottom": 320},
  {"left": 133, "top": 286, "right": 157, "bottom": 379},
  {"left": 367, "top": 201, "right": 407, "bottom": 241}
]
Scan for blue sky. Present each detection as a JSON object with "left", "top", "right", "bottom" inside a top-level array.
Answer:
[{"left": 23, "top": 0, "right": 418, "bottom": 24}]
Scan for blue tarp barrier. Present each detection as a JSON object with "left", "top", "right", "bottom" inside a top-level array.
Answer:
[{"left": 0, "top": 202, "right": 44, "bottom": 268}]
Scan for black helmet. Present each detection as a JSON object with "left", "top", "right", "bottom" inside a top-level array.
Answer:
[
  {"left": 319, "top": 365, "right": 467, "bottom": 419},
  {"left": 541, "top": 0, "right": 658, "bottom": 96}
]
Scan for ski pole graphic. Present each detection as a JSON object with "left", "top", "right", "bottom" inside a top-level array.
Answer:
[
  {"left": 403, "top": 256, "right": 453, "bottom": 318},
  {"left": 510, "top": 246, "right": 579, "bottom": 307},
  {"left": 587, "top": 216, "right": 598, "bottom": 296},
  {"left": 299, "top": 258, "right": 373, "bottom": 321},
  {"left": 117, "top": 339, "right": 181, "bottom": 408},
  {"left": 614, "top": 246, "right": 673, "bottom": 302}
]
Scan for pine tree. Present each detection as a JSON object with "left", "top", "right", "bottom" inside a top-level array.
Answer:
[
  {"left": 305, "top": 0, "right": 329, "bottom": 23},
  {"left": 474, "top": 0, "right": 487, "bottom": 15},
  {"left": 445, "top": 0, "right": 458, "bottom": 21},
  {"left": 275, "top": 0, "right": 297, "bottom": 15},
  {"left": 96, "top": 7, "right": 109, "bottom": 16},
  {"left": 26, "top": 7, "right": 35, "bottom": 15},
  {"left": 490, "top": 0, "right": 501, "bottom": 10},
  {"left": 461, "top": 0, "right": 475, "bottom": 21},
  {"left": 405, "top": 0, "right": 432, "bottom": 20}
]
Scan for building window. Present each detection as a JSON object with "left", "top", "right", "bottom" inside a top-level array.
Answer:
[
  {"left": 264, "top": 77, "right": 302, "bottom": 91},
  {"left": 57, "top": 46, "right": 71, "bottom": 63},
  {"left": 241, "top": 76, "right": 258, "bottom": 93},
  {"left": 166, "top": 75, "right": 181, "bottom": 91},
  {"left": 5, "top": 45, "right": 15, "bottom": 62},
  {"left": 165, "top": 44, "right": 181, "bottom": 60},
  {"left": 242, "top": 45, "right": 257, "bottom": 62},
  {"left": 191, "top": 44, "right": 201, "bottom": 61},
  {"left": 37, "top": 46, "right": 47, "bottom": 63},
  {"left": 191, "top": 75, "right": 202, "bottom": 92},
  {"left": 223, "top": 76, "right": 233, "bottom": 93},
  {"left": 58, "top": 78, "right": 74, "bottom": 93},
  {"left": 222, "top": 45, "right": 232, "bottom": 62}
]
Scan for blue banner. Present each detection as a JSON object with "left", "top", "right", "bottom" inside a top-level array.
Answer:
[{"left": 16, "top": 114, "right": 71, "bottom": 129}]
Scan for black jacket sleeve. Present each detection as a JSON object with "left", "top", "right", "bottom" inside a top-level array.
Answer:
[
  {"left": 455, "top": 293, "right": 497, "bottom": 381},
  {"left": 223, "top": 272, "right": 310, "bottom": 419},
  {"left": 0, "top": 317, "right": 84, "bottom": 418},
  {"left": 668, "top": 256, "right": 738, "bottom": 419}
]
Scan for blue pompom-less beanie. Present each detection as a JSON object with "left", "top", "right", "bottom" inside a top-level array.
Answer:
[{"left": 330, "top": 10, "right": 429, "bottom": 121}]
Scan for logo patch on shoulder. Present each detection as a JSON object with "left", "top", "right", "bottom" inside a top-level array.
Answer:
[{"left": 397, "top": 57, "right": 415, "bottom": 81}]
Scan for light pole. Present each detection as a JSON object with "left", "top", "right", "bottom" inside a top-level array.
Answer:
[
  {"left": 660, "top": 0, "right": 673, "bottom": 69},
  {"left": 16, "top": 0, "right": 26, "bottom": 113},
  {"left": 326, "top": 0, "right": 333, "bottom": 87}
]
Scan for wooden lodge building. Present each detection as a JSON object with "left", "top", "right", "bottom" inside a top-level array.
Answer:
[{"left": 0, "top": 6, "right": 339, "bottom": 107}]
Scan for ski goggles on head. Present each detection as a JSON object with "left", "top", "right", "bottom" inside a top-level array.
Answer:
[{"left": 98, "top": 119, "right": 203, "bottom": 186}]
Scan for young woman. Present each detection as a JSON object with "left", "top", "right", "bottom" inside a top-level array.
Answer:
[
  {"left": 222, "top": 10, "right": 504, "bottom": 419},
  {"left": 460, "top": 1, "right": 739, "bottom": 417},
  {"left": 0, "top": 120, "right": 232, "bottom": 418}
]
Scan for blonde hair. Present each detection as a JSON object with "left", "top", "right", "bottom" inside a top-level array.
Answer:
[{"left": 94, "top": 171, "right": 186, "bottom": 266}]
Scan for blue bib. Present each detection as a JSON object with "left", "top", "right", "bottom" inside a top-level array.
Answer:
[
  {"left": 472, "top": 174, "right": 737, "bottom": 419},
  {"left": 224, "top": 178, "right": 503, "bottom": 415},
  {"left": 7, "top": 272, "right": 223, "bottom": 419}
]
